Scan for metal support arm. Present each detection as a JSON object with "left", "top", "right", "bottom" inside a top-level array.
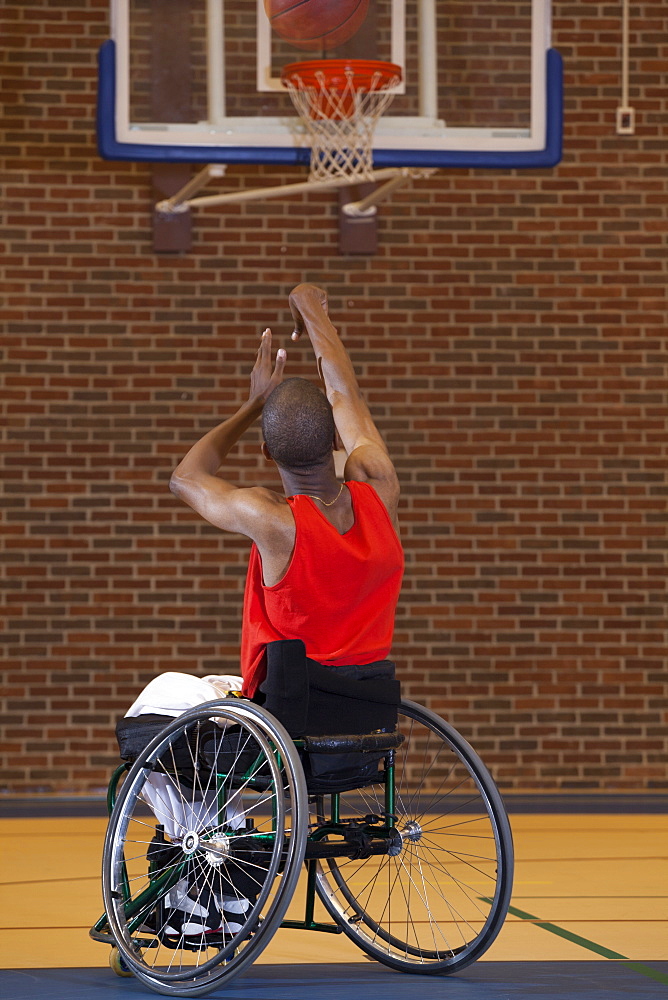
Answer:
[{"left": 155, "top": 166, "right": 436, "bottom": 214}]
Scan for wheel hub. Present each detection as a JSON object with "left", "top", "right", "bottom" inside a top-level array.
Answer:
[
  {"left": 180, "top": 829, "right": 232, "bottom": 865},
  {"left": 181, "top": 830, "right": 200, "bottom": 855},
  {"left": 203, "top": 834, "right": 231, "bottom": 866},
  {"left": 400, "top": 819, "right": 423, "bottom": 844},
  {"left": 386, "top": 818, "right": 424, "bottom": 856}
]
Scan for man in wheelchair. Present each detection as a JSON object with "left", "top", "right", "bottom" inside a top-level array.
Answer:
[
  {"left": 101, "top": 285, "right": 512, "bottom": 992},
  {"left": 119, "top": 283, "right": 404, "bottom": 943}
]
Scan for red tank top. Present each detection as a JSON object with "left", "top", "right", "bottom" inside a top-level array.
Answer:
[{"left": 240, "top": 480, "right": 404, "bottom": 697}]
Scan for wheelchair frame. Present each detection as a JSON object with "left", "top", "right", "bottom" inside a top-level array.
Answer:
[{"left": 91, "top": 697, "right": 514, "bottom": 998}]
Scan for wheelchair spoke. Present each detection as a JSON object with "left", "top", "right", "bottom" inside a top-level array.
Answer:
[
  {"left": 397, "top": 847, "right": 451, "bottom": 956},
  {"left": 404, "top": 840, "right": 489, "bottom": 931}
]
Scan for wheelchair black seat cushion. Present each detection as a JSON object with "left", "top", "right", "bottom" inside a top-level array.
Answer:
[
  {"left": 259, "top": 639, "right": 401, "bottom": 738},
  {"left": 115, "top": 713, "right": 219, "bottom": 769},
  {"left": 115, "top": 714, "right": 272, "bottom": 788}
]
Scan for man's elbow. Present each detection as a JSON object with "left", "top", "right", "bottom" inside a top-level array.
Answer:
[{"left": 169, "top": 469, "right": 190, "bottom": 501}]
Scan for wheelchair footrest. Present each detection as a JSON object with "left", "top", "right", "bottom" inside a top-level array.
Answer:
[{"left": 302, "top": 731, "right": 404, "bottom": 754}]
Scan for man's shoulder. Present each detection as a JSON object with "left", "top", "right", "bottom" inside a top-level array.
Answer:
[
  {"left": 347, "top": 479, "right": 391, "bottom": 507},
  {"left": 346, "top": 477, "right": 400, "bottom": 532},
  {"left": 246, "top": 486, "right": 286, "bottom": 503},
  {"left": 241, "top": 486, "right": 291, "bottom": 516}
]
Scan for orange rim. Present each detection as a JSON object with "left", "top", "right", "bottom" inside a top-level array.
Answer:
[{"left": 281, "top": 59, "right": 402, "bottom": 94}]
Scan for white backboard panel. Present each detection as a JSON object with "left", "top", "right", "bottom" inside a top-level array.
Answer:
[{"left": 98, "top": 0, "right": 562, "bottom": 168}]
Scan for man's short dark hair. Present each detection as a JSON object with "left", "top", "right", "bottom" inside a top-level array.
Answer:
[{"left": 262, "top": 378, "right": 335, "bottom": 469}]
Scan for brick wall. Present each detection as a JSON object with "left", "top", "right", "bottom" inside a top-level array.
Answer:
[{"left": 1, "top": 1, "right": 666, "bottom": 794}]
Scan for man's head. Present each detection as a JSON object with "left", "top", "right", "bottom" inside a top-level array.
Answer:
[{"left": 262, "top": 378, "right": 335, "bottom": 470}]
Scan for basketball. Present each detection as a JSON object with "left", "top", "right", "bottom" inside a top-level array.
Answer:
[{"left": 264, "top": 0, "right": 370, "bottom": 52}]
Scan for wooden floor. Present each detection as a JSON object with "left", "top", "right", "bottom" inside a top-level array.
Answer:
[{"left": 0, "top": 809, "right": 666, "bottom": 981}]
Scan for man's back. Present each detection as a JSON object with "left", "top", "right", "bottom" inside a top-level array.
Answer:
[{"left": 241, "top": 481, "right": 404, "bottom": 697}]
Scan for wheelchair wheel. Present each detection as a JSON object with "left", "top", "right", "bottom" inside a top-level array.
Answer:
[
  {"left": 314, "top": 699, "right": 513, "bottom": 974},
  {"left": 102, "top": 700, "right": 308, "bottom": 997}
]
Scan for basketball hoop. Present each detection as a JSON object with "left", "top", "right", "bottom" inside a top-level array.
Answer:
[
  {"left": 281, "top": 59, "right": 402, "bottom": 183},
  {"left": 156, "top": 58, "right": 433, "bottom": 218}
]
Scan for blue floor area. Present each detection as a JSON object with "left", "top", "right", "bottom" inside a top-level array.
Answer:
[{"left": 2, "top": 963, "right": 667, "bottom": 1000}]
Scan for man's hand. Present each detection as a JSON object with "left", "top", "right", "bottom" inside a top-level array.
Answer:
[
  {"left": 249, "top": 328, "right": 287, "bottom": 403},
  {"left": 289, "top": 283, "right": 329, "bottom": 342}
]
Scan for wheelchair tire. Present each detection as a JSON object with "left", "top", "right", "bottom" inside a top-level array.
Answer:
[
  {"left": 313, "top": 699, "right": 514, "bottom": 974},
  {"left": 102, "top": 700, "right": 308, "bottom": 997}
]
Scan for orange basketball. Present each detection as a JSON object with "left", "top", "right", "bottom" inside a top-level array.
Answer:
[{"left": 264, "top": 0, "right": 370, "bottom": 52}]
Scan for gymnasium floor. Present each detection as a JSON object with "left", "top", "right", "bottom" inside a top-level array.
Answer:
[{"left": 0, "top": 797, "right": 666, "bottom": 999}]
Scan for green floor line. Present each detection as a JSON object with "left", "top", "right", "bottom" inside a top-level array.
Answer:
[{"left": 504, "top": 902, "right": 668, "bottom": 986}]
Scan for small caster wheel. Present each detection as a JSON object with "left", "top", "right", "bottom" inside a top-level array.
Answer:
[{"left": 109, "top": 946, "right": 133, "bottom": 977}]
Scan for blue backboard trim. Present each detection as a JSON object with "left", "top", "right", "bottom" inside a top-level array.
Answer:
[{"left": 97, "top": 40, "right": 562, "bottom": 169}]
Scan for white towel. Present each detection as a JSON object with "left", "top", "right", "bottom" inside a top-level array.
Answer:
[{"left": 125, "top": 671, "right": 243, "bottom": 718}]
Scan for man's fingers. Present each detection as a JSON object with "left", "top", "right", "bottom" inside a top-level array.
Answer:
[
  {"left": 256, "top": 328, "right": 273, "bottom": 362},
  {"left": 274, "top": 348, "right": 287, "bottom": 373}
]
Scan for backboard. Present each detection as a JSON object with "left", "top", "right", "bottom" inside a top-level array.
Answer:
[{"left": 97, "top": 0, "right": 562, "bottom": 169}]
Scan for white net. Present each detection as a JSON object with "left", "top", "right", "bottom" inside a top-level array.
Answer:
[{"left": 282, "top": 62, "right": 401, "bottom": 183}]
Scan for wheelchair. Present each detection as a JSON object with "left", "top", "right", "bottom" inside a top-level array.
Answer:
[{"left": 91, "top": 660, "right": 514, "bottom": 998}]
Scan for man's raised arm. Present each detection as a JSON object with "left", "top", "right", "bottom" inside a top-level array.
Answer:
[
  {"left": 288, "top": 283, "right": 399, "bottom": 520},
  {"left": 168, "top": 329, "right": 287, "bottom": 536}
]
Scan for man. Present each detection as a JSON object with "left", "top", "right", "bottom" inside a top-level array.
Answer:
[
  {"left": 123, "top": 284, "right": 403, "bottom": 938},
  {"left": 169, "top": 283, "right": 404, "bottom": 698}
]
